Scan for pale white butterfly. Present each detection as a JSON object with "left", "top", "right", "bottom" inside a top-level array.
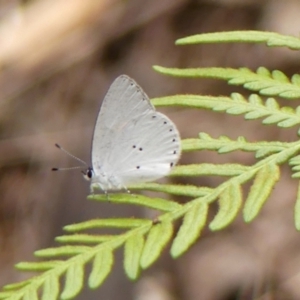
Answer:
[{"left": 54, "top": 75, "right": 181, "bottom": 193}]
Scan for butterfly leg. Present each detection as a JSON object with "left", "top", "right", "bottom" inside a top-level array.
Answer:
[{"left": 108, "top": 176, "right": 130, "bottom": 194}]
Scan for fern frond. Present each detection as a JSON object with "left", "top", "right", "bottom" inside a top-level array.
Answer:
[
  {"left": 55, "top": 234, "right": 113, "bottom": 244},
  {"left": 124, "top": 233, "right": 144, "bottom": 280},
  {"left": 181, "top": 133, "right": 292, "bottom": 158},
  {"left": 61, "top": 259, "right": 85, "bottom": 300},
  {"left": 170, "top": 164, "right": 251, "bottom": 176},
  {"left": 201, "top": 143, "right": 300, "bottom": 221},
  {"left": 64, "top": 218, "right": 151, "bottom": 232},
  {"left": 128, "top": 183, "right": 211, "bottom": 197},
  {"left": 171, "top": 202, "right": 208, "bottom": 258},
  {"left": 35, "top": 246, "right": 91, "bottom": 258},
  {"left": 88, "top": 248, "right": 113, "bottom": 289},
  {"left": 140, "top": 221, "right": 173, "bottom": 269},
  {"left": 43, "top": 275, "right": 59, "bottom": 300},
  {"left": 243, "top": 163, "right": 280, "bottom": 222},
  {"left": 16, "top": 261, "right": 63, "bottom": 271},
  {"left": 209, "top": 182, "right": 243, "bottom": 230},
  {"left": 175, "top": 30, "right": 300, "bottom": 50},
  {"left": 88, "top": 193, "right": 182, "bottom": 211},
  {"left": 153, "top": 93, "right": 300, "bottom": 131},
  {"left": 24, "top": 288, "right": 38, "bottom": 300},
  {"left": 2, "top": 137, "right": 300, "bottom": 300},
  {"left": 2, "top": 280, "right": 31, "bottom": 291},
  {"left": 153, "top": 66, "right": 300, "bottom": 98}
]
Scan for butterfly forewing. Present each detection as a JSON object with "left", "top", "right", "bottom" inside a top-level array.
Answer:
[{"left": 92, "top": 75, "right": 154, "bottom": 168}]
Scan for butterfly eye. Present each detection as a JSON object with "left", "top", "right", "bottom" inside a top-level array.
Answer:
[
  {"left": 82, "top": 167, "right": 94, "bottom": 181},
  {"left": 87, "top": 168, "right": 93, "bottom": 179}
]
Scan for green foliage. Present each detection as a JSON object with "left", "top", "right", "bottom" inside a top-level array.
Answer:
[
  {"left": 2, "top": 30, "right": 300, "bottom": 300},
  {"left": 153, "top": 66, "right": 300, "bottom": 98},
  {"left": 175, "top": 30, "right": 300, "bottom": 49}
]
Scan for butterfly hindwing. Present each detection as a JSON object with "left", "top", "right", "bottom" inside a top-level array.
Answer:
[{"left": 104, "top": 111, "right": 181, "bottom": 186}]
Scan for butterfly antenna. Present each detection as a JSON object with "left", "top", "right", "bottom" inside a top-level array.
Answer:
[
  {"left": 52, "top": 166, "right": 84, "bottom": 172},
  {"left": 53, "top": 143, "right": 88, "bottom": 167}
]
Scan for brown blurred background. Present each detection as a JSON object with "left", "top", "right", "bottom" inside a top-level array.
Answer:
[{"left": 1, "top": 0, "right": 300, "bottom": 299}]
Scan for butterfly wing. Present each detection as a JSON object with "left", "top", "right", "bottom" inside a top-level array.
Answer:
[
  {"left": 91, "top": 75, "right": 154, "bottom": 168},
  {"left": 106, "top": 110, "right": 181, "bottom": 186},
  {"left": 91, "top": 75, "right": 180, "bottom": 189}
]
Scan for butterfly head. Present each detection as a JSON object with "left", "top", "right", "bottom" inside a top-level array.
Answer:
[{"left": 82, "top": 167, "right": 94, "bottom": 181}]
